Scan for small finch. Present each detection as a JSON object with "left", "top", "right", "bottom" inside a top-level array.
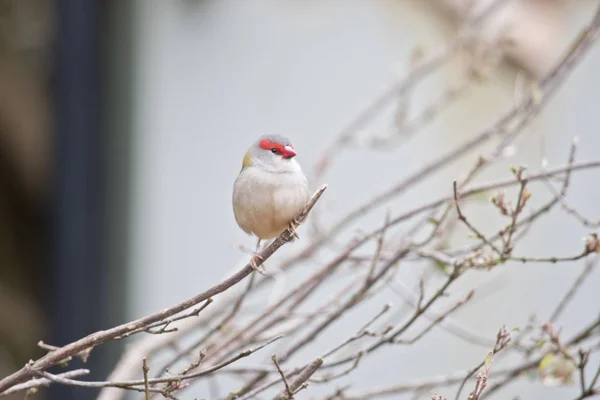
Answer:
[{"left": 232, "top": 135, "right": 311, "bottom": 274}]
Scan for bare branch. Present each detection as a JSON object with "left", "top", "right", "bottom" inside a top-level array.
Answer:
[
  {"left": 142, "top": 358, "right": 150, "bottom": 400},
  {"left": 0, "top": 369, "right": 90, "bottom": 397},
  {"left": 273, "top": 357, "right": 323, "bottom": 400},
  {"left": 0, "top": 186, "right": 326, "bottom": 393}
]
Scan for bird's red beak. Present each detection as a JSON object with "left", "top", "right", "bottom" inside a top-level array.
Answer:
[{"left": 282, "top": 145, "right": 297, "bottom": 159}]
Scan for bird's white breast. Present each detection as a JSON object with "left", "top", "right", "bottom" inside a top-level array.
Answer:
[{"left": 232, "top": 164, "right": 310, "bottom": 239}]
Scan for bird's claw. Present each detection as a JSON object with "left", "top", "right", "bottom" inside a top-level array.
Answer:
[
  {"left": 250, "top": 253, "right": 266, "bottom": 275},
  {"left": 288, "top": 217, "right": 301, "bottom": 240}
]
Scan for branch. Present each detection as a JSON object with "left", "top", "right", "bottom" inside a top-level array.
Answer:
[
  {"left": 453, "top": 180, "right": 503, "bottom": 256},
  {"left": 30, "top": 334, "right": 284, "bottom": 396},
  {"left": 0, "top": 185, "right": 327, "bottom": 394},
  {"left": 142, "top": 358, "right": 150, "bottom": 400},
  {"left": 272, "top": 357, "right": 323, "bottom": 400},
  {"left": 0, "top": 369, "right": 89, "bottom": 397},
  {"left": 384, "top": 160, "right": 600, "bottom": 232},
  {"left": 271, "top": 354, "right": 291, "bottom": 397}
]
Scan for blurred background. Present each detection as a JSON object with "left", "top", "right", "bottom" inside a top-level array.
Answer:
[{"left": 0, "top": 0, "right": 599, "bottom": 399}]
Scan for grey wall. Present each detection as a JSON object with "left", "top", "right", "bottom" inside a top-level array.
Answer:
[{"left": 124, "top": 1, "right": 600, "bottom": 398}]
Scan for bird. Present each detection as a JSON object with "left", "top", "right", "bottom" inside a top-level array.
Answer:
[{"left": 232, "top": 134, "right": 311, "bottom": 274}]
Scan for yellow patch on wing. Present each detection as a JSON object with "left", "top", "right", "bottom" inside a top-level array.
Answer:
[{"left": 242, "top": 150, "right": 253, "bottom": 167}]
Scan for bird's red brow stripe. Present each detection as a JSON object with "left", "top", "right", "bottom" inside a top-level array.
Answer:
[{"left": 259, "top": 139, "right": 290, "bottom": 152}]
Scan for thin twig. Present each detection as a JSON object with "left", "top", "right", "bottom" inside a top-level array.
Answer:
[
  {"left": 142, "top": 358, "right": 150, "bottom": 400},
  {"left": 271, "top": 354, "right": 292, "bottom": 398},
  {"left": 0, "top": 369, "right": 90, "bottom": 397},
  {"left": 273, "top": 357, "right": 323, "bottom": 400},
  {"left": 394, "top": 291, "right": 474, "bottom": 345},
  {"left": 453, "top": 180, "right": 503, "bottom": 255},
  {"left": 455, "top": 327, "right": 511, "bottom": 400},
  {"left": 31, "top": 335, "right": 284, "bottom": 395}
]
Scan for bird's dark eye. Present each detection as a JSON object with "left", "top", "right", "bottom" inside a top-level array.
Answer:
[{"left": 271, "top": 148, "right": 278, "bottom": 154}]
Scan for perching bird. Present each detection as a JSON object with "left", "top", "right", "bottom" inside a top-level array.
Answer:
[{"left": 232, "top": 134, "right": 311, "bottom": 273}]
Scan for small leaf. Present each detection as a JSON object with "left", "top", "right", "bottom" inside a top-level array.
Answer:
[
  {"left": 470, "top": 190, "right": 489, "bottom": 202},
  {"left": 538, "top": 353, "right": 555, "bottom": 372},
  {"left": 428, "top": 218, "right": 440, "bottom": 226},
  {"left": 432, "top": 259, "right": 448, "bottom": 272},
  {"left": 484, "top": 351, "right": 493, "bottom": 374}
]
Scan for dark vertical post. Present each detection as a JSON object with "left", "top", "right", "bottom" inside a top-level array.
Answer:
[{"left": 50, "top": 0, "right": 107, "bottom": 398}]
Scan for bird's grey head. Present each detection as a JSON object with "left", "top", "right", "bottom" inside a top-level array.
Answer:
[{"left": 244, "top": 134, "right": 301, "bottom": 173}]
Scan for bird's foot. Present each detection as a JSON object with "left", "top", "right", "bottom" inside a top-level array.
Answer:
[
  {"left": 250, "top": 252, "right": 266, "bottom": 275},
  {"left": 288, "top": 217, "right": 302, "bottom": 240}
]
